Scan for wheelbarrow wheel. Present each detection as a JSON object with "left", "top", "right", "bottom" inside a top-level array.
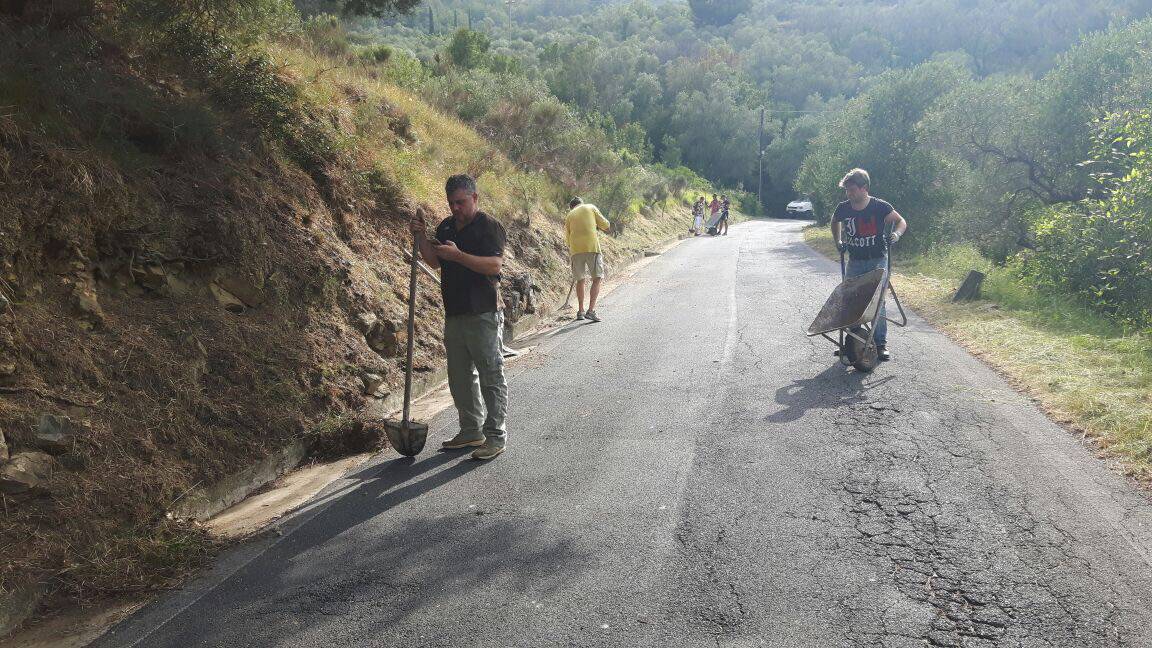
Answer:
[{"left": 846, "top": 327, "right": 878, "bottom": 373}]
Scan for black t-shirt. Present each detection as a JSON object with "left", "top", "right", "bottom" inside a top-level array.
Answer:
[
  {"left": 833, "top": 197, "right": 894, "bottom": 260},
  {"left": 434, "top": 211, "right": 506, "bottom": 317}
]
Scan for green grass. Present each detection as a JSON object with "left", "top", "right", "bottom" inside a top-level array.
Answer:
[{"left": 804, "top": 225, "right": 1152, "bottom": 479}]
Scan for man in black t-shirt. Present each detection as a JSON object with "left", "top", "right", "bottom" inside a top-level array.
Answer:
[
  {"left": 410, "top": 174, "right": 509, "bottom": 460},
  {"left": 830, "top": 168, "right": 908, "bottom": 361}
]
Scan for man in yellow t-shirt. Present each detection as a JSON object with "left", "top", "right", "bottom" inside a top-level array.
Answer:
[{"left": 564, "top": 197, "right": 610, "bottom": 322}]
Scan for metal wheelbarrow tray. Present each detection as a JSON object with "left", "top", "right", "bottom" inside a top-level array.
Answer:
[
  {"left": 807, "top": 268, "right": 888, "bottom": 337},
  {"left": 806, "top": 261, "right": 907, "bottom": 373}
]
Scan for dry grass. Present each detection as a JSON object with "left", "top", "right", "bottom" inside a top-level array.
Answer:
[
  {"left": 803, "top": 225, "right": 1152, "bottom": 480},
  {"left": 269, "top": 45, "right": 694, "bottom": 299}
]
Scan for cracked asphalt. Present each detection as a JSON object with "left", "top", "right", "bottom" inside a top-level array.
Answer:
[{"left": 92, "top": 220, "right": 1152, "bottom": 648}]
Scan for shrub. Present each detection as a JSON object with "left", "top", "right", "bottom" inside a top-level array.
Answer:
[
  {"left": 302, "top": 13, "right": 351, "bottom": 58},
  {"left": 729, "top": 189, "right": 763, "bottom": 217},
  {"left": 446, "top": 28, "right": 490, "bottom": 70},
  {"left": 1018, "top": 110, "right": 1152, "bottom": 332},
  {"left": 108, "top": 0, "right": 299, "bottom": 48},
  {"left": 121, "top": 16, "right": 344, "bottom": 198},
  {"left": 359, "top": 44, "right": 392, "bottom": 64},
  {"left": 423, "top": 70, "right": 623, "bottom": 191},
  {"left": 371, "top": 47, "right": 426, "bottom": 87},
  {"left": 594, "top": 169, "right": 637, "bottom": 233}
]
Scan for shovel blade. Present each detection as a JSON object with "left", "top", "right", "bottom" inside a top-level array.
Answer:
[{"left": 384, "top": 419, "right": 428, "bottom": 457}]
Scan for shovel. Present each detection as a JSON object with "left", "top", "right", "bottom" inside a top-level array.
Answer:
[{"left": 385, "top": 219, "right": 429, "bottom": 457}]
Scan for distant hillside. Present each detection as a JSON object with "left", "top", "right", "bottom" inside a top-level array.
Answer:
[{"left": 348, "top": 0, "right": 1152, "bottom": 202}]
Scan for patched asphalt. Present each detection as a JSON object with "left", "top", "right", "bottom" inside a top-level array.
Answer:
[{"left": 91, "top": 220, "right": 1152, "bottom": 648}]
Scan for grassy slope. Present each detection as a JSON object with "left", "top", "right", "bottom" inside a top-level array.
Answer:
[
  {"left": 804, "top": 225, "right": 1152, "bottom": 479},
  {"left": 278, "top": 43, "right": 691, "bottom": 294},
  {"left": 0, "top": 25, "right": 693, "bottom": 620}
]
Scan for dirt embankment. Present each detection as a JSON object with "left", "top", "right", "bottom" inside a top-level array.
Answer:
[{"left": 0, "top": 17, "right": 692, "bottom": 630}]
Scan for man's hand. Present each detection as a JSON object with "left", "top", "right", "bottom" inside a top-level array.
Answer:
[
  {"left": 886, "top": 230, "right": 901, "bottom": 246},
  {"left": 837, "top": 240, "right": 849, "bottom": 254},
  {"left": 432, "top": 239, "right": 463, "bottom": 262},
  {"left": 411, "top": 208, "right": 442, "bottom": 269},
  {"left": 409, "top": 208, "right": 427, "bottom": 239}
]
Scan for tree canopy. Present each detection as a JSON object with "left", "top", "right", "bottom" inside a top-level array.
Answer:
[
  {"left": 345, "top": 0, "right": 1152, "bottom": 328},
  {"left": 687, "top": 0, "right": 751, "bottom": 26},
  {"left": 299, "top": 0, "right": 422, "bottom": 17}
]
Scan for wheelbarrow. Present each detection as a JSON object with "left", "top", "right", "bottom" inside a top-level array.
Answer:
[{"left": 806, "top": 234, "right": 907, "bottom": 373}]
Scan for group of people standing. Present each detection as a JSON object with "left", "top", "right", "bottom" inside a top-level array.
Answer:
[
  {"left": 691, "top": 194, "right": 729, "bottom": 236},
  {"left": 408, "top": 167, "right": 906, "bottom": 462}
]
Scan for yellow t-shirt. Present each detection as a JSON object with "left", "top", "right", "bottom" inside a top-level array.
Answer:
[{"left": 565, "top": 204, "right": 610, "bottom": 254}]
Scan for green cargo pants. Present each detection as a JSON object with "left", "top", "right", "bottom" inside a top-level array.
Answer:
[{"left": 443, "top": 311, "right": 508, "bottom": 445}]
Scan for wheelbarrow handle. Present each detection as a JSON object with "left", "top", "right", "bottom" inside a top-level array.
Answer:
[{"left": 883, "top": 222, "right": 895, "bottom": 273}]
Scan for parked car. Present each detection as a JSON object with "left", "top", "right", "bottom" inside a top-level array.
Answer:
[{"left": 785, "top": 197, "right": 814, "bottom": 219}]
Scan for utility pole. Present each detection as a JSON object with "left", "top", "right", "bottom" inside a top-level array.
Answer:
[
  {"left": 504, "top": 0, "right": 516, "bottom": 35},
  {"left": 757, "top": 106, "right": 765, "bottom": 209}
]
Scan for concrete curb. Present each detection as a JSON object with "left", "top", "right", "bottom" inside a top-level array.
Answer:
[
  {"left": 169, "top": 363, "right": 454, "bottom": 525},
  {"left": 616, "top": 232, "right": 689, "bottom": 268},
  {"left": 599, "top": 232, "right": 690, "bottom": 285},
  {"left": 169, "top": 441, "right": 310, "bottom": 521},
  {"left": 373, "top": 367, "right": 450, "bottom": 418},
  {"left": 505, "top": 312, "right": 540, "bottom": 341}
]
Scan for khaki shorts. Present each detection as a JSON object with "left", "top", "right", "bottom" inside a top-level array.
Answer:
[{"left": 571, "top": 252, "right": 605, "bottom": 280}]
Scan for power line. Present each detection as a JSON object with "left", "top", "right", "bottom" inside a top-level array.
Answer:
[{"left": 764, "top": 109, "right": 835, "bottom": 114}]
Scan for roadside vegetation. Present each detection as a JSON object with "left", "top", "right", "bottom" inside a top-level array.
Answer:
[{"left": 805, "top": 226, "right": 1152, "bottom": 480}]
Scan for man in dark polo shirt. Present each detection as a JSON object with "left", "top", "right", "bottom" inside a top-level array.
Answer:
[
  {"left": 830, "top": 168, "right": 908, "bottom": 361},
  {"left": 409, "top": 174, "right": 509, "bottom": 460}
]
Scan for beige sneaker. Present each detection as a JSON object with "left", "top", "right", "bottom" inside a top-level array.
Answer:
[
  {"left": 442, "top": 431, "right": 485, "bottom": 449},
  {"left": 471, "top": 441, "right": 506, "bottom": 460}
]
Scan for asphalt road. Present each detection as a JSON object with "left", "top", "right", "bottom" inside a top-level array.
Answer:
[{"left": 92, "top": 220, "right": 1152, "bottom": 648}]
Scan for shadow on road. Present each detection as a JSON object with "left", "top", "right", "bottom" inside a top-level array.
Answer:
[
  {"left": 108, "top": 450, "right": 587, "bottom": 647},
  {"left": 254, "top": 451, "right": 487, "bottom": 565},
  {"left": 768, "top": 363, "right": 895, "bottom": 423},
  {"left": 512, "top": 317, "right": 595, "bottom": 348}
]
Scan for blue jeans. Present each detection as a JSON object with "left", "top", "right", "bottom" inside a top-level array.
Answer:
[{"left": 846, "top": 256, "right": 888, "bottom": 347}]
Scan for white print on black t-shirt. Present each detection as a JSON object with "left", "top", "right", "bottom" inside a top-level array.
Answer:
[{"left": 844, "top": 215, "right": 879, "bottom": 248}]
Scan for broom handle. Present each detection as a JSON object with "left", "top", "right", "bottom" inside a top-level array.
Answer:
[
  {"left": 562, "top": 280, "right": 575, "bottom": 308},
  {"left": 403, "top": 236, "right": 418, "bottom": 424}
]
